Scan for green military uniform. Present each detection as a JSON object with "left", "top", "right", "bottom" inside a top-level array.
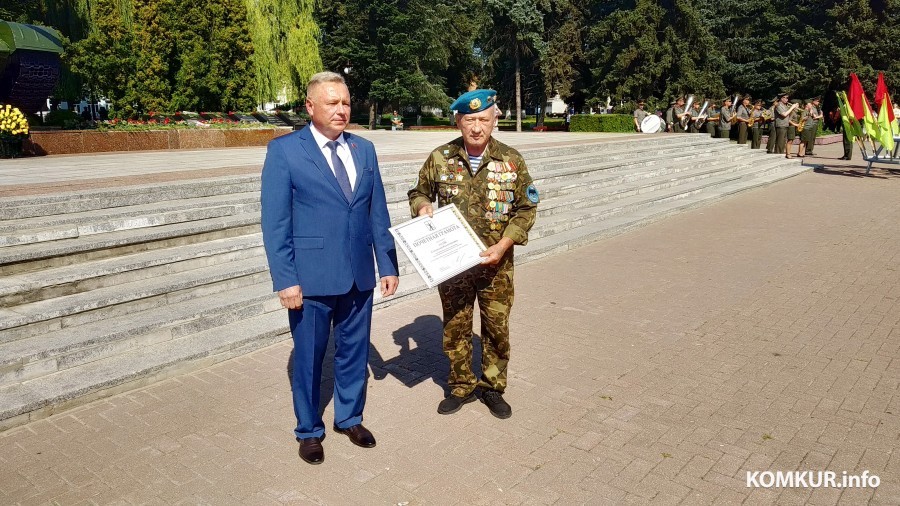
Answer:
[
  {"left": 688, "top": 105, "right": 702, "bottom": 133},
  {"left": 673, "top": 104, "right": 686, "bottom": 133},
  {"left": 719, "top": 104, "right": 733, "bottom": 139},
  {"left": 633, "top": 106, "right": 649, "bottom": 132},
  {"left": 774, "top": 100, "right": 793, "bottom": 154},
  {"left": 736, "top": 103, "right": 750, "bottom": 144},
  {"left": 665, "top": 105, "right": 675, "bottom": 132},
  {"left": 408, "top": 136, "right": 537, "bottom": 398},
  {"left": 705, "top": 106, "right": 718, "bottom": 137},
  {"left": 765, "top": 103, "right": 777, "bottom": 153},
  {"left": 842, "top": 128, "right": 853, "bottom": 160},
  {"left": 803, "top": 101, "right": 821, "bottom": 155},
  {"left": 786, "top": 103, "right": 800, "bottom": 152},
  {"left": 750, "top": 107, "right": 763, "bottom": 149}
]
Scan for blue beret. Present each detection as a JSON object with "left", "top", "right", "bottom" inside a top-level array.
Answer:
[{"left": 450, "top": 89, "right": 497, "bottom": 114}]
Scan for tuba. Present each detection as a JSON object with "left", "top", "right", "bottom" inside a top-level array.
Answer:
[{"left": 679, "top": 94, "right": 695, "bottom": 129}]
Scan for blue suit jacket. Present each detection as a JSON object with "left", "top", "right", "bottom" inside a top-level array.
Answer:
[{"left": 260, "top": 126, "right": 399, "bottom": 296}]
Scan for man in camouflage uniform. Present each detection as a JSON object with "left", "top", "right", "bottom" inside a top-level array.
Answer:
[{"left": 408, "top": 89, "right": 538, "bottom": 419}]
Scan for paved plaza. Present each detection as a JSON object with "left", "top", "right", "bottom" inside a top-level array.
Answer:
[{"left": 2, "top": 138, "right": 900, "bottom": 504}]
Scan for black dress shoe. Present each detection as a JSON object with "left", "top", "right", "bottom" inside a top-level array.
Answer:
[
  {"left": 437, "top": 392, "right": 476, "bottom": 414},
  {"left": 481, "top": 390, "right": 512, "bottom": 419},
  {"left": 334, "top": 424, "right": 376, "bottom": 448},
  {"left": 297, "top": 436, "right": 325, "bottom": 464}
]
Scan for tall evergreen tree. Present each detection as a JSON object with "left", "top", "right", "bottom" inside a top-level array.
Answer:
[
  {"left": 482, "top": 0, "right": 547, "bottom": 131},
  {"left": 66, "top": 0, "right": 135, "bottom": 114},
  {"left": 585, "top": 0, "right": 724, "bottom": 109}
]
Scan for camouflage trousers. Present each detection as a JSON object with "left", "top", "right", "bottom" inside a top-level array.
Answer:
[{"left": 437, "top": 251, "right": 514, "bottom": 397}]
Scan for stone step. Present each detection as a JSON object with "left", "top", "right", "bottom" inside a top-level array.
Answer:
[
  {"left": 0, "top": 282, "right": 278, "bottom": 384},
  {"left": 0, "top": 144, "right": 743, "bottom": 271},
  {"left": 0, "top": 150, "right": 779, "bottom": 309},
  {"left": 0, "top": 198, "right": 260, "bottom": 248},
  {"left": 0, "top": 235, "right": 263, "bottom": 307},
  {"left": 0, "top": 214, "right": 260, "bottom": 276},
  {"left": 378, "top": 141, "right": 742, "bottom": 194},
  {"left": 521, "top": 161, "right": 808, "bottom": 263},
  {"left": 531, "top": 158, "right": 804, "bottom": 242},
  {"left": 0, "top": 175, "right": 262, "bottom": 220},
  {"left": 0, "top": 256, "right": 269, "bottom": 343},
  {"left": 0, "top": 309, "right": 290, "bottom": 431}
]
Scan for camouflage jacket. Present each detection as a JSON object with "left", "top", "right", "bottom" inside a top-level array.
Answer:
[{"left": 408, "top": 136, "right": 538, "bottom": 247}]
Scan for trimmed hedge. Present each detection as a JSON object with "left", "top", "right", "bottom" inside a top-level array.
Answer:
[{"left": 569, "top": 114, "right": 634, "bottom": 133}]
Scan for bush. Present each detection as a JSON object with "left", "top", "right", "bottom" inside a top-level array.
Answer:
[
  {"left": 569, "top": 114, "right": 634, "bottom": 133},
  {"left": 44, "top": 109, "right": 80, "bottom": 128}
]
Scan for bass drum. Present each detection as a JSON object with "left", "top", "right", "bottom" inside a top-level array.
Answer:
[{"left": 640, "top": 114, "right": 662, "bottom": 133}]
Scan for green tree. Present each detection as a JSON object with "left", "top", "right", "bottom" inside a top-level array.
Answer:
[
  {"left": 244, "top": 0, "right": 322, "bottom": 105},
  {"left": 127, "top": 0, "right": 174, "bottom": 114},
  {"left": 66, "top": 0, "right": 136, "bottom": 115},
  {"left": 586, "top": 0, "right": 725, "bottom": 110},
  {"left": 170, "top": 0, "right": 255, "bottom": 111},
  {"left": 318, "top": 0, "right": 476, "bottom": 128},
  {"left": 483, "top": 0, "right": 547, "bottom": 131}
]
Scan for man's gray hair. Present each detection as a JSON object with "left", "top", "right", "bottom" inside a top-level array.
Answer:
[{"left": 307, "top": 71, "right": 346, "bottom": 97}]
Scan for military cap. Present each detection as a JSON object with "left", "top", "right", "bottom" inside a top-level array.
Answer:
[
  {"left": 754, "top": 99, "right": 764, "bottom": 105},
  {"left": 777, "top": 91, "right": 790, "bottom": 99},
  {"left": 450, "top": 89, "right": 497, "bottom": 114}
]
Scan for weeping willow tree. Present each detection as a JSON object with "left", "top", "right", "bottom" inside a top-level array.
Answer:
[{"left": 244, "top": 0, "right": 322, "bottom": 106}]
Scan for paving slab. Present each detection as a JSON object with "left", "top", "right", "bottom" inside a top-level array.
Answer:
[{"left": 0, "top": 140, "right": 898, "bottom": 503}]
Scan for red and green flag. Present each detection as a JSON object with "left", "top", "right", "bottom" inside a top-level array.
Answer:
[
  {"left": 836, "top": 91, "right": 863, "bottom": 141},
  {"left": 875, "top": 72, "right": 897, "bottom": 136},
  {"left": 877, "top": 98, "right": 895, "bottom": 152}
]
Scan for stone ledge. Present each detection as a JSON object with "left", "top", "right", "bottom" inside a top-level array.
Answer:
[{"left": 24, "top": 128, "right": 295, "bottom": 156}]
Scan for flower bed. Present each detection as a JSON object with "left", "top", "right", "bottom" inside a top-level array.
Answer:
[{"left": 24, "top": 127, "right": 294, "bottom": 156}]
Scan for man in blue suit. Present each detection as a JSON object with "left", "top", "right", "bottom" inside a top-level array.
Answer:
[{"left": 261, "top": 71, "right": 399, "bottom": 465}]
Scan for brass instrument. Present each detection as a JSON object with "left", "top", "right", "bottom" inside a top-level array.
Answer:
[
  {"left": 729, "top": 94, "right": 741, "bottom": 125},
  {"left": 679, "top": 95, "right": 695, "bottom": 129},
  {"left": 797, "top": 107, "right": 808, "bottom": 131},
  {"left": 693, "top": 100, "right": 710, "bottom": 129},
  {"left": 747, "top": 111, "right": 757, "bottom": 127}
]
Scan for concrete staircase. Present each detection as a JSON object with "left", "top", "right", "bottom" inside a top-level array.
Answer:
[{"left": 0, "top": 135, "right": 807, "bottom": 429}]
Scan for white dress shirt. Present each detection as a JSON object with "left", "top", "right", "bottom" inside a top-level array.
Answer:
[{"left": 309, "top": 124, "right": 358, "bottom": 190}]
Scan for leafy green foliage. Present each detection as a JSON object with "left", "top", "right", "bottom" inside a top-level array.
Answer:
[
  {"left": 569, "top": 114, "right": 633, "bottom": 132},
  {"left": 244, "top": 0, "right": 322, "bottom": 104}
]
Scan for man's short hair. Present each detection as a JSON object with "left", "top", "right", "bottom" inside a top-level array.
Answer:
[{"left": 307, "top": 71, "right": 346, "bottom": 98}]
